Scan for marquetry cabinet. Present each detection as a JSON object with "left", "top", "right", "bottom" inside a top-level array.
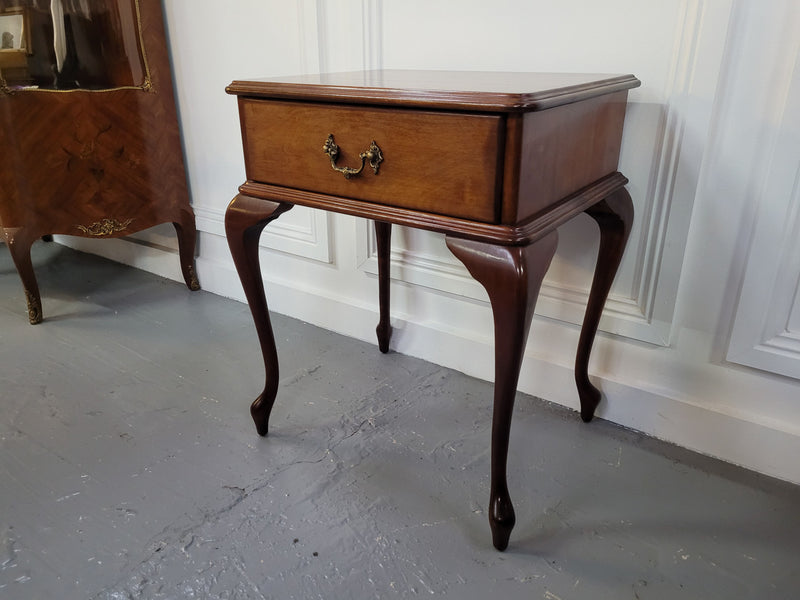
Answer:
[{"left": 0, "top": 0, "right": 198, "bottom": 323}]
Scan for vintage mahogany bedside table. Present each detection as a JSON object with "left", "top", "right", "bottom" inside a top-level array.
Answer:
[{"left": 224, "top": 70, "right": 640, "bottom": 551}]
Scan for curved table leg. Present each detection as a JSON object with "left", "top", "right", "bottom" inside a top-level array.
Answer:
[
  {"left": 3, "top": 227, "right": 43, "bottom": 324},
  {"left": 225, "top": 194, "right": 293, "bottom": 436},
  {"left": 447, "top": 231, "right": 559, "bottom": 551},
  {"left": 374, "top": 221, "right": 392, "bottom": 353},
  {"left": 173, "top": 208, "right": 201, "bottom": 292},
  {"left": 575, "top": 188, "right": 634, "bottom": 422}
]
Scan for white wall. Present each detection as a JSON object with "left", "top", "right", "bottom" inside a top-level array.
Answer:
[{"left": 60, "top": 0, "right": 800, "bottom": 484}]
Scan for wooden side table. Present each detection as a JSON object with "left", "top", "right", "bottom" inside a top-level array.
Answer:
[{"left": 224, "top": 70, "right": 639, "bottom": 550}]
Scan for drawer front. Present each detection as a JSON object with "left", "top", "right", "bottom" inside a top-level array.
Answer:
[{"left": 239, "top": 99, "right": 504, "bottom": 223}]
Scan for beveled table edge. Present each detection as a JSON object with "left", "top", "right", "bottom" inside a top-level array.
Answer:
[{"left": 226, "top": 72, "right": 641, "bottom": 112}]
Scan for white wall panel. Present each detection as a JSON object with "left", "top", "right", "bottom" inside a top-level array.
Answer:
[
  {"left": 726, "top": 6, "right": 800, "bottom": 378},
  {"left": 368, "top": 0, "right": 733, "bottom": 346}
]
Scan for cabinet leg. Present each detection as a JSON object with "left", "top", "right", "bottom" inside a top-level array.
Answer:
[
  {"left": 447, "top": 231, "right": 559, "bottom": 551},
  {"left": 3, "top": 227, "right": 43, "bottom": 324},
  {"left": 575, "top": 188, "right": 634, "bottom": 422},
  {"left": 225, "top": 194, "right": 293, "bottom": 436},
  {"left": 173, "top": 209, "right": 201, "bottom": 292},
  {"left": 374, "top": 221, "right": 392, "bottom": 353}
]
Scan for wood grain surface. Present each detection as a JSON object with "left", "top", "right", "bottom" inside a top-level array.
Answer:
[{"left": 239, "top": 99, "right": 504, "bottom": 222}]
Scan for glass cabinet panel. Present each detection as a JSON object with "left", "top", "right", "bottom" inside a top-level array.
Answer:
[{"left": 0, "top": 0, "right": 145, "bottom": 91}]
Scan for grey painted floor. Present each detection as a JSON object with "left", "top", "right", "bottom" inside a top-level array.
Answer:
[{"left": 1, "top": 242, "right": 799, "bottom": 600}]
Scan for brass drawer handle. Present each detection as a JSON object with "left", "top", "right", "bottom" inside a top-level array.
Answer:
[{"left": 323, "top": 134, "right": 383, "bottom": 179}]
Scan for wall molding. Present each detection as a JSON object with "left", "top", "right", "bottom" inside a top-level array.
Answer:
[
  {"left": 361, "top": 0, "right": 383, "bottom": 71},
  {"left": 631, "top": 0, "right": 714, "bottom": 341},
  {"left": 356, "top": 231, "right": 653, "bottom": 339},
  {"left": 195, "top": 204, "right": 332, "bottom": 264},
  {"left": 726, "top": 19, "right": 800, "bottom": 378},
  {"left": 355, "top": 0, "right": 732, "bottom": 347},
  {"left": 296, "top": 0, "right": 322, "bottom": 74}
]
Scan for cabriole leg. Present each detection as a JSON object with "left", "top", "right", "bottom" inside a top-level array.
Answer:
[
  {"left": 4, "top": 227, "right": 43, "bottom": 324},
  {"left": 575, "top": 188, "right": 634, "bottom": 422},
  {"left": 173, "top": 208, "right": 201, "bottom": 292},
  {"left": 225, "top": 194, "right": 293, "bottom": 436},
  {"left": 446, "top": 231, "right": 559, "bottom": 551},
  {"left": 374, "top": 220, "right": 392, "bottom": 353}
]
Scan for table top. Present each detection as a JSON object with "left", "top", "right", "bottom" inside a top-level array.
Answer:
[{"left": 226, "top": 70, "right": 640, "bottom": 112}]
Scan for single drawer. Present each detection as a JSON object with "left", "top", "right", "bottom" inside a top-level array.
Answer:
[{"left": 238, "top": 99, "right": 504, "bottom": 223}]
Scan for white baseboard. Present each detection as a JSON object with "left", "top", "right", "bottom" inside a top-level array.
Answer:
[
  {"left": 54, "top": 234, "right": 186, "bottom": 285},
  {"left": 51, "top": 235, "right": 800, "bottom": 486}
]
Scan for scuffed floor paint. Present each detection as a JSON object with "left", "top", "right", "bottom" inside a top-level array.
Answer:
[{"left": 2, "top": 243, "right": 800, "bottom": 599}]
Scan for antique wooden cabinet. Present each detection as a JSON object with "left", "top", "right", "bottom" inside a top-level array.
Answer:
[{"left": 0, "top": 0, "right": 198, "bottom": 323}]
